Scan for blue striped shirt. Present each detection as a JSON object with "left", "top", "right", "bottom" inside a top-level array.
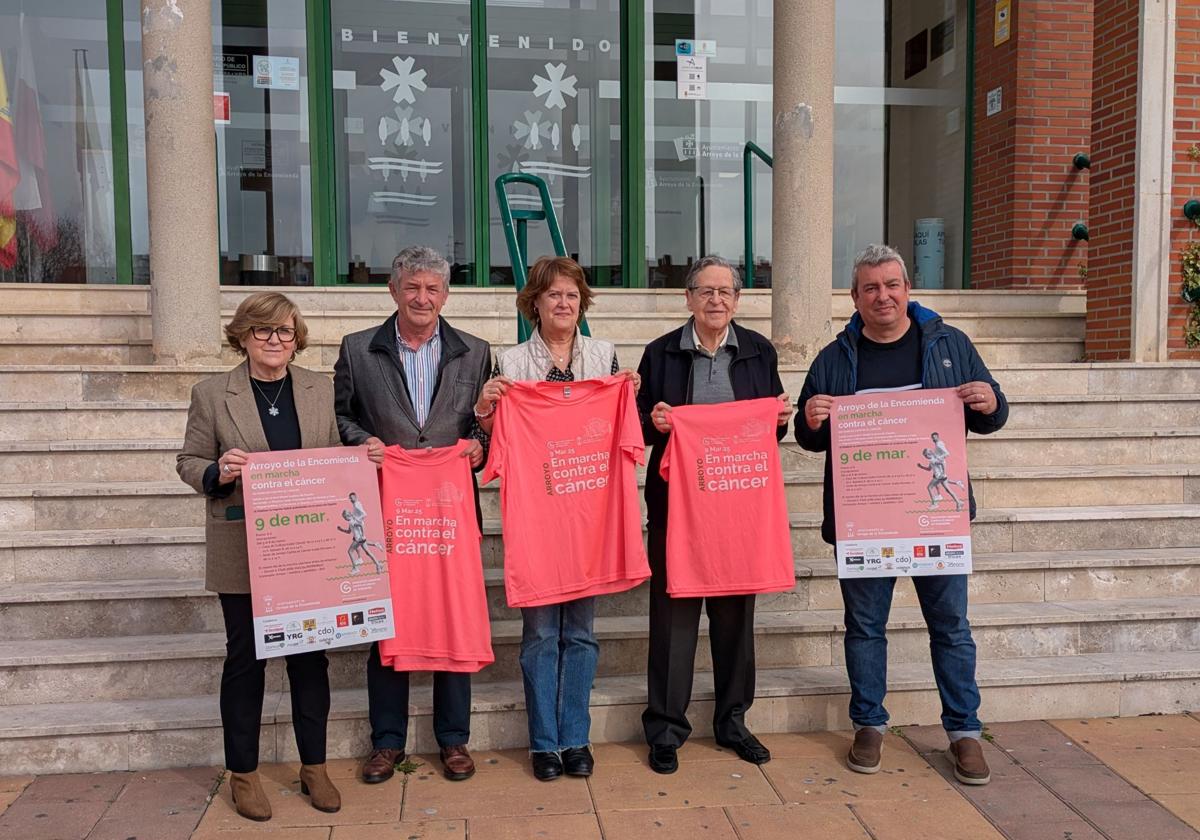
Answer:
[{"left": 396, "top": 325, "right": 441, "bottom": 427}]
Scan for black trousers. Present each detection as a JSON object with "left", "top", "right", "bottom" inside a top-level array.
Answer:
[
  {"left": 642, "top": 528, "right": 757, "bottom": 748},
  {"left": 218, "top": 594, "right": 330, "bottom": 773},
  {"left": 366, "top": 641, "right": 471, "bottom": 750}
]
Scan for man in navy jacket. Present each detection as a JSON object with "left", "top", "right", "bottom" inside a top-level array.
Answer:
[{"left": 796, "top": 244, "right": 1008, "bottom": 786}]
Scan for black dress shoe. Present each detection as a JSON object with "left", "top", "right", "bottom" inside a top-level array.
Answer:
[
  {"left": 561, "top": 746, "right": 594, "bottom": 777},
  {"left": 716, "top": 733, "right": 771, "bottom": 765},
  {"left": 531, "top": 751, "right": 563, "bottom": 781},
  {"left": 648, "top": 743, "right": 678, "bottom": 774}
]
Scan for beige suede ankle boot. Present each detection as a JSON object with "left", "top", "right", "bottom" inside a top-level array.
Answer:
[
  {"left": 300, "top": 763, "right": 342, "bottom": 813},
  {"left": 229, "top": 771, "right": 271, "bottom": 822}
]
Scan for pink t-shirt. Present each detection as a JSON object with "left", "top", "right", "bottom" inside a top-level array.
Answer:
[
  {"left": 378, "top": 441, "right": 494, "bottom": 672},
  {"left": 481, "top": 375, "right": 650, "bottom": 607},
  {"left": 659, "top": 398, "right": 794, "bottom": 597}
]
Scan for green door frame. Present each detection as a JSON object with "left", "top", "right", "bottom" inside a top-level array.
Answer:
[
  {"left": 106, "top": 0, "right": 132, "bottom": 283},
  {"left": 99, "top": 0, "right": 647, "bottom": 288}
]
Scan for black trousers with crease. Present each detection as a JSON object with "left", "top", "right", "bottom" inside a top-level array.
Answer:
[{"left": 641, "top": 528, "right": 757, "bottom": 747}]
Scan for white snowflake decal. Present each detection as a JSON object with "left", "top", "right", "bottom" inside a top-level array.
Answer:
[
  {"left": 513, "top": 110, "right": 552, "bottom": 150},
  {"left": 380, "top": 56, "right": 428, "bottom": 105},
  {"left": 532, "top": 62, "right": 577, "bottom": 110}
]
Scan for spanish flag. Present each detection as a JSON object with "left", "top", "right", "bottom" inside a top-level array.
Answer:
[{"left": 0, "top": 54, "right": 19, "bottom": 270}]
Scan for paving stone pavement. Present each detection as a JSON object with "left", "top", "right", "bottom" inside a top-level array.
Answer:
[{"left": 2, "top": 717, "right": 1200, "bottom": 839}]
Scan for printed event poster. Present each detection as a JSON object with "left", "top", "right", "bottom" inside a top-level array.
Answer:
[
  {"left": 830, "top": 388, "right": 972, "bottom": 578},
  {"left": 242, "top": 446, "right": 395, "bottom": 659}
]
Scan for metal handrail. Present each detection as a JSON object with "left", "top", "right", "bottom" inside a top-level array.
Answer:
[
  {"left": 743, "top": 141, "right": 773, "bottom": 289},
  {"left": 494, "top": 172, "right": 589, "bottom": 343}
]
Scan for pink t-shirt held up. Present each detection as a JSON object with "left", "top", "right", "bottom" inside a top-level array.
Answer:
[
  {"left": 659, "top": 398, "right": 794, "bottom": 597},
  {"left": 379, "top": 441, "right": 494, "bottom": 672},
  {"left": 481, "top": 375, "right": 650, "bottom": 607}
]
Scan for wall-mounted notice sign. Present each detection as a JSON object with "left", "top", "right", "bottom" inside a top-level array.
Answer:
[
  {"left": 253, "top": 55, "right": 301, "bottom": 90},
  {"left": 675, "top": 38, "right": 716, "bottom": 57},
  {"left": 677, "top": 54, "right": 708, "bottom": 100},
  {"left": 994, "top": 0, "right": 1012, "bottom": 46}
]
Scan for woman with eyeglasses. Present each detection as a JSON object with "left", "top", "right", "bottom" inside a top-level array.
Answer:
[{"left": 176, "top": 292, "right": 342, "bottom": 822}]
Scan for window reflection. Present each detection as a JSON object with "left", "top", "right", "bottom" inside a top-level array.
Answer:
[
  {"left": 0, "top": 4, "right": 116, "bottom": 283},
  {"left": 213, "top": 0, "right": 314, "bottom": 286},
  {"left": 332, "top": 0, "right": 475, "bottom": 284},
  {"left": 487, "top": 0, "right": 623, "bottom": 287}
]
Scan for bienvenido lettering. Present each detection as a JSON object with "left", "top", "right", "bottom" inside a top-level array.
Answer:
[{"left": 340, "top": 28, "right": 616, "bottom": 54}]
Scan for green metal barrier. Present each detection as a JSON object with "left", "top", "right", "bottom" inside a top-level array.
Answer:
[
  {"left": 743, "top": 141, "right": 774, "bottom": 289},
  {"left": 495, "top": 172, "right": 590, "bottom": 343}
]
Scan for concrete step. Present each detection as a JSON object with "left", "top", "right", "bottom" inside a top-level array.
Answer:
[
  {"left": 1003, "top": 393, "right": 1200, "bottom": 430},
  {"left": 5, "top": 360, "right": 1196, "bottom": 415},
  {"left": 0, "top": 648, "right": 1188, "bottom": 774},
  {"left": 781, "top": 428, "right": 1200, "bottom": 469},
  {"left": 3, "top": 423, "right": 1200, "bottom": 484},
  {"left": 1, "top": 595, "right": 1198, "bottom": 705},
  {"left": 2, "top": 547, "right": 1195, "bottom": 632},
  {"left": 5, "top": 464, "right": 1198, "bottom": 532},
  {"left": 5, "top": 394, "right": 1199, "bottom": 452},
  {"left": 0, "top": 285, "right": 1086, "bottom": 315},
  {"left": 4, "top": 503, "right": 1199, "bottom": 580}
]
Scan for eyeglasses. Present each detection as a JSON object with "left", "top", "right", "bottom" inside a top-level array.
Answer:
[
  {"left": 250, "top": 326, "right": 297, "bottom": 342},
  {"left": 688, "top": 286, "right": 738, "bottom": 302}
]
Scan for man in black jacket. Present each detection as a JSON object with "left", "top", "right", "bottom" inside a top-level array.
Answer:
[
  {"left": 797, "top": 244, "right": 1007, "bottom": 787},
  {"left": 636, "top": 255, "right": 793, "bottom": 774}
]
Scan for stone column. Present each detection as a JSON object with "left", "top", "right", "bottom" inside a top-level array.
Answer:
[
  {"left": 142, "top": 0, "right": 222, "bottom": 364},
  {"left": 770, "top": 0, "right": 834, "bottom": 369},
  {"left": 1131, "top": 0, "right": 1176, "bottom": 362}
]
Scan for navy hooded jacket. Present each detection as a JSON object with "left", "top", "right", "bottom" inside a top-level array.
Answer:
[{"left": 795, "top": 301, "right": 1009, "bottom": 546}]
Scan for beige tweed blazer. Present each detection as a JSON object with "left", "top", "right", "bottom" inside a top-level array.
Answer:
[{"left": 176, "top": 361, "right": 340, "bottom": 593}]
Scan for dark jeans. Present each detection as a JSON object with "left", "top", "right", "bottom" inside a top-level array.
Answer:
[
  {"left": 642, "top": 528, "right": 757, "bottom": 747},
  {"left": 218, "top": 593, "right": 330, "bottom": 773},
  {"left": 839, "top": 574, "right": 982, "bottom": 735},
  {"left": 366, "top": 641, "right": 471, "bottom": 750}
]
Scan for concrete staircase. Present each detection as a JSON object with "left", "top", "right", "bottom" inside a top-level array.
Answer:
[{"left": 2, "top": 284, "right": 1199, "bottom": 775}]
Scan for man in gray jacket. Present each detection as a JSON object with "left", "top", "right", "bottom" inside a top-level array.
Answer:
[{"left": 334, "top": 246, "right": 492, "bottom": 784}]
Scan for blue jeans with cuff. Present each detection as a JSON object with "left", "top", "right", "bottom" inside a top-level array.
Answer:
[
  {"left": 840, "top": 574, "right": 981, "bottom": 741},
  {"left": 520, "top": 596, "right": 599, "bottom": 753}
]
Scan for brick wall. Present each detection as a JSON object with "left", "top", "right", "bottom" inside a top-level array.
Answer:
[
  {"left": 1086, "top": 0, "right": 1139, "bottom": 360},
  {"left": 1171, "top": 2, "right": 1200, "bottom": 358},
  {"left": 971, "top": 0, "right": 1019, "bottom": 287},
  {"left": 971, "top": 0, "right": 1092, "bottom": 289}
]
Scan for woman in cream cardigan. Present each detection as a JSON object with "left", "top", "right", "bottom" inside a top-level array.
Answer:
[{"left": 474, "top": 256, "right": 639, "bottom": 781}]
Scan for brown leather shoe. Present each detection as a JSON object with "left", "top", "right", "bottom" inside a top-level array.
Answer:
[
  {"left": 361, "top": 747, "right": 405, "bottom": 784},
  {"left": 299, "top": 763, "right": 342, "bottom": 813},
  {"left": 440, "top": 744, "right": 475, "bottom": 781},
  {"left": 847, "top": 728, "right": 883, "bottom": 774},
  {"left": 229, "top": 771, "right": 271, "bottom": 822},
  {"left": 948, "top": 738, "right": 991, "bottom": 785}
]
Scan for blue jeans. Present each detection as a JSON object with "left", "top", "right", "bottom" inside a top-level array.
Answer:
[
  {"left": 520, "top": 597, "right": 599, "bottom": 753},
  {"left": 840, "top": 574, "right": 982, "bottom": 738}
]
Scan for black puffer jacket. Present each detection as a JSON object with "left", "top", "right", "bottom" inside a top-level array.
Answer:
[
  {"left": 795, "top": 301, "right": 1009, "bottom": 545},
  {"left": 637, "top": 321, "right": 786, "bottom": 530}
]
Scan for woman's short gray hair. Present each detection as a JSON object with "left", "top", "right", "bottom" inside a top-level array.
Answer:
[
  {"left": 851, "top": 244, "right": 909, "bottom": 290},
  {"left": 684, "top": 255, "right": 743, "bottom": 292},
  {"left": 391, "top": 245, "right": 450, "bottom": 287}
]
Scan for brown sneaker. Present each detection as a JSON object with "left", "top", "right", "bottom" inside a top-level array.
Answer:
[
  {"left": 948, "top": 738, "right": 991, "bottom": 785},
  {"left": 440, "top": 744, "right": 476, "bottom": 781},
  {"left": 299, "top": 763, "right": 342, "bottom": 813},
  {"left": 847, "top": 728, "right": 883, "bottom": 774},
  {"left": 361, "top": 747, "right": 405, "bottom": 784},
  {"left": 229, "top": 771, "right": 271, "bottom": 822}
]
